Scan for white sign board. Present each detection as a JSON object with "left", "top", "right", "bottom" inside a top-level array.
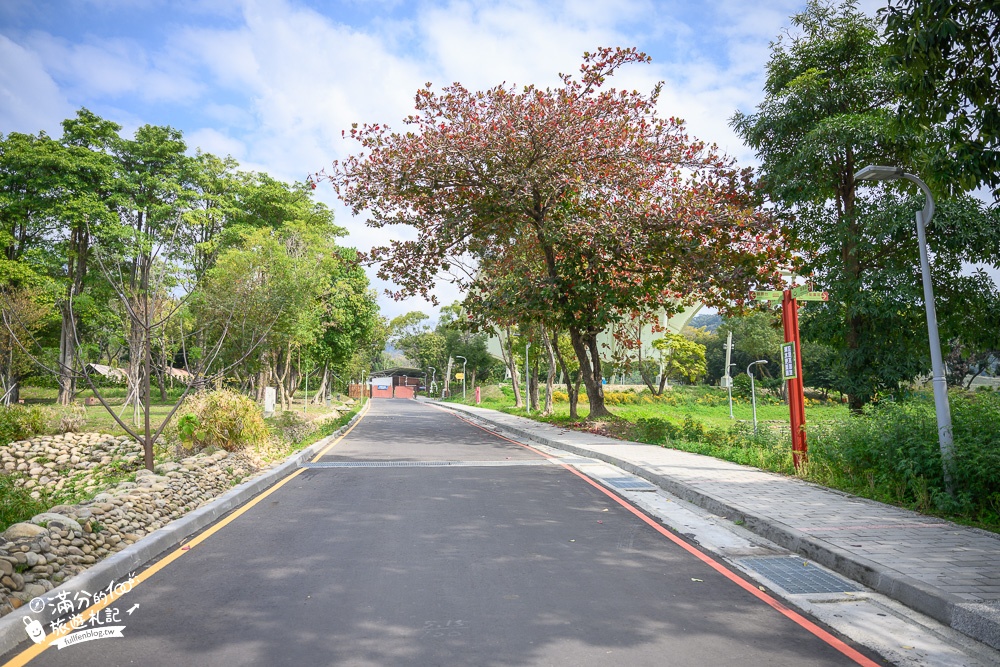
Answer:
[{"left": 781, "top": 342, "right": 797, "bottom": 380}]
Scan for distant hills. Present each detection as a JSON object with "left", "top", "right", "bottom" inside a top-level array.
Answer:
[{"left": 688, "top": 313, "right": 722, "bottom": 332}]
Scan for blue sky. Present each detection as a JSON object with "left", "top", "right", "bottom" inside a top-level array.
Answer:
[{"left": 0, "top": 0, "right": 888, "bottom": 319}]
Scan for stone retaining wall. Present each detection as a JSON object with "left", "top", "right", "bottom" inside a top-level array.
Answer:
[{"left": 0, "top": 432, "right": 276, "bottom": 615}]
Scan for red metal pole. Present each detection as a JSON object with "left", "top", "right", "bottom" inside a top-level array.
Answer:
[{"left": 782, "top": 290, "right": 808, "bottom": 471}]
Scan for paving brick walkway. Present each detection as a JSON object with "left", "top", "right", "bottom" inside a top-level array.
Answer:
[{"left": 432, "top": 400, "right": 1000, "bottom": 651}]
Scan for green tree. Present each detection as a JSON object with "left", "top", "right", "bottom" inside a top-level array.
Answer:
[
  {"left": 388, "top": 311, "right": 446, "bottom": 378},
  {"left": 327, "top": 48, "right": 789, "bottom": 419},
  {"left": 730, "top": 0, "right": 1000, "bottom": 409},
  {"left": 718, "top": 312, "right": 783, "bottom": 377},
  {"left": 651, "top": 333, "right": 707, "bottom": 386},
  {"left": 883, "top": 0, "right": 1000, "bottom": 196}
]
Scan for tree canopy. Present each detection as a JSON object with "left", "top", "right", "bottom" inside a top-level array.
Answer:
[
  {"left": 731, "top": 0, "right": 1000, "bottom": 408},
  {"left": 883, "top": 0, "right": 1000, "bottom": 197},
  {"left": 325, "top": 47, "right": 789, "bottom": 417}
]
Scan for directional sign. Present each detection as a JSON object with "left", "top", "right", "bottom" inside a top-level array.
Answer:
[
  {"left": 790, "top": 284, "right": 810, "bottom": 297},
  {"left": 797, "top": 291, "right": 829, "bottom": 301},
  {"left": 752, "top": 290, "right": 784, "bottom": 301},
  {"left": 455, "top": 373, "right": 464, "bottom": 380}
]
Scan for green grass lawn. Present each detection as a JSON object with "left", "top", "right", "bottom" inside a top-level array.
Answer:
[
  {"left": 460, "top": 383, "right": 849, "bottom": 428},
  {"left": 452, "top": 383, "right": 1000, "bottom": 533}
]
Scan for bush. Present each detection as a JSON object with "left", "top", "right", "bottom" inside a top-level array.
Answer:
[
  {"left": 0, "top": 404, "right": 45, "bottom": 444},
  {"left": 0, "top": 472, "right": 51, "bottom": 532},
  {"left": 175, "top": 390, "right": 269, "bottom": 452},
  {"left": 809, "top": 392, "right": 1000, "bottom": 520},
  {"left": 732, "top": 374, "right": 752, "bottom": 399},
  {"left": 267, "top": 411, "right": 316, "bottom": 444}
]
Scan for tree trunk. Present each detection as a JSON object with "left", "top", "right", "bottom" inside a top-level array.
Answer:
[
  {"left": 57, "top": 300, "right": 76, "bottom": 405},
  {"left": 841, "top": 149, "right": 867, "bottom": 413},
  {"left": 127, "top": 295, "right": 145, "bottom": 426},
  {"left": 541, "top": 328, "right": 556, "bottom": 415},
  {"left": 277, "top": 345, "right": 292, "bottom": 411},
  {"left": 551, "top": 329, "right": 579, "bottom": 420},
  {"left": 312, "top": 364, "right": 329, "bottom": 404},
  {"left": 638, "top": 344, "right": 663, "bottom": 396},
  {"left": 569, "top": 326, "right": 610, "bottom": 418},
  {"left": 502, "top": 326, "right": 522, "bottom": 408},
  {"left": 143, "top": 286, "right": 154, "bottom": 471}
]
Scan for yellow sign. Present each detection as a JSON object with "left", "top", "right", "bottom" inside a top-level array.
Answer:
[{"left": 455, "top": 373, "right": 465, "bottom": 380}]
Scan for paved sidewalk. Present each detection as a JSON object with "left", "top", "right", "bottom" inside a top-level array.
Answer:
[{"left": 431, "top": 400, "right": 1000, "bottom": 651}]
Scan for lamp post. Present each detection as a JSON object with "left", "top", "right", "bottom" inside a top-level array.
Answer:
[
  {"left": 854, "top": 165, "right": 954, "bottom": 493},
  {"left": 747, "top": 360, "right": 768, "bottom": 434},
  {"left": 727, "top": 363, "right": 737, "bottom": 420},
  {"left": 456, "top": 355, "right": 467, "bottom": 399}
]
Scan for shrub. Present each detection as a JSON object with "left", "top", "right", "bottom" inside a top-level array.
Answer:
[
  {"left": 634, "top": 417, "right": 674, "bottom": 444},
  {"left": 0, "top": 472, "right": 50, "bottom": 532},
  {"left": 267, "top": 411, "right": 316, "bottom": 444},
  {"left": 0, "top": 404, "right": 45, "bottom": 444},
  {"left": 732, "top": 374, "right": 752, "bottom": 399},
  {"left": 552, "top": 390, "right": 569, "bottom": 403},
  {"left": 176, "top": 390, "right": 269, "bottom": 452},
  {"left": 809, "top": 392, "right": 1000, "bottom": 520}
]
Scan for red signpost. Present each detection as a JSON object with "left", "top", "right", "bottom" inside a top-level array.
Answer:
[
  {"left": 752, "top": 284, "right": 828, "bottom": 472},
  {"left": 782, "top": 290, "right": 807, "bottom": 471}
]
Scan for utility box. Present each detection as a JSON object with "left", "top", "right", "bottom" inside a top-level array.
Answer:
[{"left": 264, "top": 387, "right": 276, "bottom": 417}]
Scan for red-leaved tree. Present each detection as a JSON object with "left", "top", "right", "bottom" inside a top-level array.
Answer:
[{"left": 323, "top": 47, "right": 790, "bottom": 418}]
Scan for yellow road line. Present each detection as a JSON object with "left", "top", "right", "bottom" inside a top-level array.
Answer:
[
  {"left": 311, "top": 398, "right": 368, "bottom": 462},
  {"left": 4, "top": 402, "right": 368, "bottom": 666}
]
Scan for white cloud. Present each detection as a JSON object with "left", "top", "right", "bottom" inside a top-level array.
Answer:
[
  {"left": 0, "top": 35, "right": 72, "bottom": 135},
  {"left": 6, "top": 0, "right": 873, "bottom": 320},
  {"left": 185, "top": 127, "right": 247, "bottom": 159},
  {"left": 23, "top": 32, "right": 204, "bottom": 103}
]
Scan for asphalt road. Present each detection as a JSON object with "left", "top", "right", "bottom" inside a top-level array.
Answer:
[{"left": 6, "top": 399, "right": 881, "bottom": 666}]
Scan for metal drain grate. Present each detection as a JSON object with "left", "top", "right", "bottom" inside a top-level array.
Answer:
[
  {"left": 302, "top": 460, "right": 554, "bottom": 468},
  {"left": 601, "top": 476, "right": 659, "bottom": 492},
  {"left": 739, "top": 557, "right": 863, "bottom": 594}
]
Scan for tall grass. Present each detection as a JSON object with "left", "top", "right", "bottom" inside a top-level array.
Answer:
[
  {"left": 451, "top": 384, "right": 1000, "bottom": 531},
  {"left": 807, "top": 392, "right": 1000, "bottom": 524}
]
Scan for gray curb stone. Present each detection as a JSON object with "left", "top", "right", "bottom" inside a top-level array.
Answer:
[
  {"left": 431, "top": 399, "right": 1000, "bottom": 651},
  {"left": 0, "top": 405, "right": 367, "bottom": 657}
]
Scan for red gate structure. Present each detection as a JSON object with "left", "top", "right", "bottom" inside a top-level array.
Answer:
[
  {"left": 367, "top": 368, "right": 426, "bottom": 399},
  {"left": 393, "top": 385, "right": 415, "bottom": 399}
]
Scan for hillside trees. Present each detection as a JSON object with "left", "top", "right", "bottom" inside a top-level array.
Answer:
[
  {"left": 731, "top": 0, "right": 1000, "bottom": 409},
  {"left": 326, "top": 47, "right": 790, "bottom": 418}
]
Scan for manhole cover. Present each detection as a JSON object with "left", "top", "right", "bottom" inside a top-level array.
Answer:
[
  {"left": 739, "top": 557, "right": 863, "bottom": 594},
  {"left": 602, "top": 476, "right": 659, "bottom": 492}
]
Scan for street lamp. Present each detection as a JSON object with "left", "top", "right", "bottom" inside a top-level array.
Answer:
[
  {"left": 747, "top": 360, "right": 768, "bottom": 434},
  {"left": 727, "top": 363, "right": 737, "bottom": 420},
  {"left": 455, "top": 355, "right": 467, "bottom": 400},
  {"left": 855, "top": 165, "right": 954, "bottom": 493}
]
